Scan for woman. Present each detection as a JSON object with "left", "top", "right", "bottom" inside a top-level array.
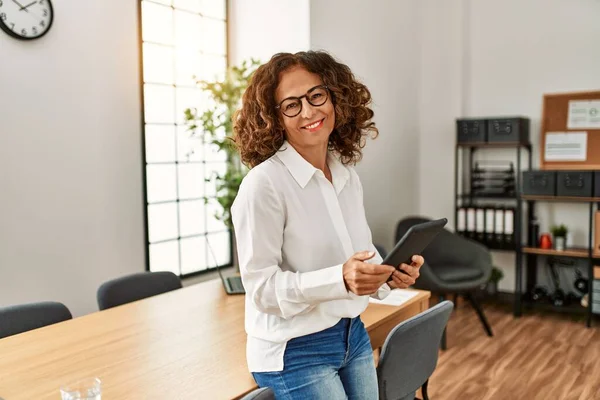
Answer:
[{"left": 231, "top": 50, "right": 424, "bottom": 399}]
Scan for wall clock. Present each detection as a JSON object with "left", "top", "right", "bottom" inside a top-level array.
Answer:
[{"left": 0, "top": 0, "right": 53, "bottom": 40}]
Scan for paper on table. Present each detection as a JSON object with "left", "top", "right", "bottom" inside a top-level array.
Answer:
[
  {"left": 544, "top": 131, "right": 587, "bottom": 161},
  {"left": 369, "top": 289, "right": 420, "bottom": 306}
]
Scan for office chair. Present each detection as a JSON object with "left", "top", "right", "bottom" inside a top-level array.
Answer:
[
  {"left": 240, "top": 387, "right": 275, "bottom": 400},
  {"left": 97, "top": 271, "right": 182, "bottom": 310},
  {"left": 395, "top": 216, "right": 494, "bottom": 349},
  {"left": 377, "top": 301, "right": 454, "bottom": 400},
  {"left": 0, "top": 301, "right": 72, "bottom": 339}
]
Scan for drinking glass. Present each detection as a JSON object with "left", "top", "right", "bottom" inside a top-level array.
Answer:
[{"left": 60, "top": 377, "right": 101, "bottom": 400}]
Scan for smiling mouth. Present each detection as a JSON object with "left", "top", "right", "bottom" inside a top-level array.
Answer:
[{"left": 301, "top": 118, "right": 325, "bottom": 130}]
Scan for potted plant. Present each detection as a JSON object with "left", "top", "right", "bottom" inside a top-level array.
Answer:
[
  {"left": 551, "top": 224, "right": 568, "bottom": 251},
  {"left": 183, "top": 58, "right": 261, "bottom": 266},
  {"left": 485, "top": 266, "right": 504, "bottom": 296}
]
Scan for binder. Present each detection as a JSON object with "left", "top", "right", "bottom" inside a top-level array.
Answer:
[
  {"left": 494, "top": 208, "right": 504, "bottom": 247},
  {"left": 476, "top": 208, "right": 485, "bottom": 242},
  {"left": 504, "top": 208, "right": 515, "bottom": 248},
  {"left": 466, "top": 207, "right": 476, "bottom": 239},
  {"left": 457, "top": 207, "right": 466, "bottom": 236},
  {"left": 485, "top": 208, "right": 495, "bottom": 244}
]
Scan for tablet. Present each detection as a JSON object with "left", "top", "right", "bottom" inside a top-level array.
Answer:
[{"left": 382, "top": 218, "right": 448, "bottom": 281}]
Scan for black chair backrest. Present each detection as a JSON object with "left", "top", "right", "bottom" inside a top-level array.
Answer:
[
  {"left": 97, "top": 271, "right": 182, "bottom": 310},
  {"left": 0, "top": 301, "right": 72, "bottom": 339},
  {"left": 377, "top": 300, "right": 454, "bottom": 400},
  {"left": 240, "top": 388, "right": 275, "bottom": 400},
  {"left": 395, "top": 216, "right": 489, "bottom": 267}
]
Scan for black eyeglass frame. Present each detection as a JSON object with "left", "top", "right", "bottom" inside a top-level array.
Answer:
[{"left": 275, "top": 85, "right": 330, "bottom": 118}]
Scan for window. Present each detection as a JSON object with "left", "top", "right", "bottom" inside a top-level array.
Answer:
[{"left": 139, "top": 0, "right": 231, "bottom": 276}]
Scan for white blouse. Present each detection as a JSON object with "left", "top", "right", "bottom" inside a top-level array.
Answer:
[{"left": 231, "top": 140, "right": 390, "bottom": 373}]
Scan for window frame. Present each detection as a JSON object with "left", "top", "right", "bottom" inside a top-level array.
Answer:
[{"left": 137, "top": 0, "right": 233, "bottom": 278}]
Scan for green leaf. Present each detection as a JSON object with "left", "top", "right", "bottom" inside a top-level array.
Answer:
[{"left": 181, "top": 58, "right": 261, "bottom": 225}]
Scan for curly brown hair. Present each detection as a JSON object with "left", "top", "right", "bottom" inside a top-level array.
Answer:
[{"left": 232, "top": 50, "right": 379, "bottom": 168}]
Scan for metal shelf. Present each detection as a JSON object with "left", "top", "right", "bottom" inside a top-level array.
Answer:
[
  {"left": 521, "top": 247, "right": 590, "bottom": 258},
  {"left": 521, "top": 195, "right": 600, "bottom": 203},
  {"left": 455, "top": 136, "right": 532, "bottom": 322},
  {"left": 456, "top": 142, "right": 532, "bottom": 149},
  {"left": 457, "top": 194, "right": 518, "bottom": 201}
]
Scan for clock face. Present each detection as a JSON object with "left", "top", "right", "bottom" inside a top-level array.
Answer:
[{"left": 0, "top": 0, "right": 53, "bottom": 40}]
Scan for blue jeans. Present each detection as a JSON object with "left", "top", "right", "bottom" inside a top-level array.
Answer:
[{"left": 252, "top": 317, "right": 378, "bottom": 399}]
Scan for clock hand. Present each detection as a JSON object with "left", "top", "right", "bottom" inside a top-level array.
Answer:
[
  {"left": 24, "top": 8, "right": 42, "bottom": 20},
  {"left": 20, "top": 1, "right": 37, "bottom": 10},
  {"left": 11, "top": 0, "right": 28, "bottom": 9}
]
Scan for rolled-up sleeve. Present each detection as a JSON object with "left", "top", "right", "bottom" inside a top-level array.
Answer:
[{"left": 232, "top": 169, "right": 352, "bottom": 320}]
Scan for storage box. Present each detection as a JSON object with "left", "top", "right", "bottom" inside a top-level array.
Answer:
[
  {"left": 556, "top": 171, "right": 593, "bottom": 197},
  {"left": 592, "top": 281, "right": 600, "bottom": 315},
  {"left": 593, "top": 301, "right": 600, "bottom": 315},
  {"left": 595, "top": 213, "right": 600, "bottom": 256},
  {"left": 522, "top": 170, "right": 556, "bottom": 196},
  {"left": 456, "top": 118, "right": 486, "bottom": 144},
  {"left": 487, "top": 117, "right": 530, "bottom": 144}
]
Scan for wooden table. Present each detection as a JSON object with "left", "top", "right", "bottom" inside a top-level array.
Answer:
[{"left": 0, "top": 279, "right": 429, "bottom": 400}]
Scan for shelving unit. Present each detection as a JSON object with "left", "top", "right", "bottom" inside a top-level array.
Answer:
[
  {"left": 455, "top": 142, "right": 600, "bottom": 327},
  {"left": 516, "top": 195, "right": 599, "bottom": 327}
]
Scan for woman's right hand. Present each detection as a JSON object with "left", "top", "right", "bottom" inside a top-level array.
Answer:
[{"left": 343, "top": 251, "right": 396, "bottom": 296}]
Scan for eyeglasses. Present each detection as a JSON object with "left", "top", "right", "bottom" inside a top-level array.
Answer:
[{"left": 275, "top": 85, "right": 330, "bottom": 118}]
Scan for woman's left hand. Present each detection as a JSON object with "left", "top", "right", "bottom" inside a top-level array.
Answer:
[{"left": 387, "top": 255, "right": 424, "bottom": 289}]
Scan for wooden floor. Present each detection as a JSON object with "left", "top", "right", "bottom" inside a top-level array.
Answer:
[{"left": 423, "top": 298, "right": 600, "bottom": 400}]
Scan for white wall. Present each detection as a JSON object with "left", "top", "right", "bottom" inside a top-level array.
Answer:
[
  {"left": 418, "top": 0, "right": 600, "bottom": 291},
  {"left": 228, "top": 0, "right": 310, "bottom": 66},
  {"left": 417, "top": 0, "right": 465, "bottom": 227},
  {"left": 310, "top": 0, "right": 421, "bottom": 251},
  {"left": 0, "top": 0, "right": 145, "bottom": 316}
]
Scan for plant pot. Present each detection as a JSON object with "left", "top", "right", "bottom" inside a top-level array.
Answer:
[
  {"left": 554, "top": 236, "right": 566, "bottom": 251},
  {"left": 485, "top": 281, "right": 498, "bottom": 296}
]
